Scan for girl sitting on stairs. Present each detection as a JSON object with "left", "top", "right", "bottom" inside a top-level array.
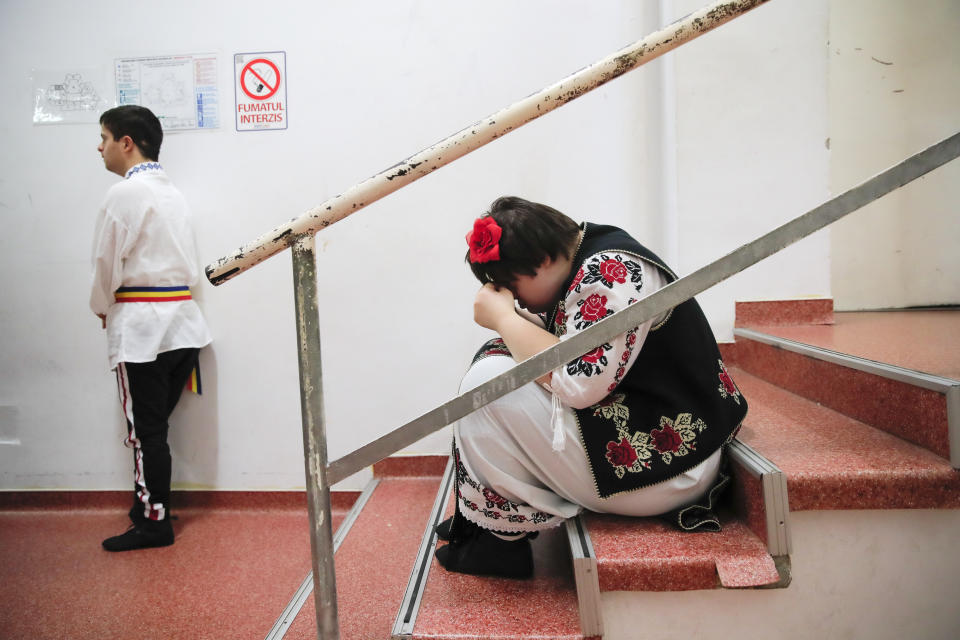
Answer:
[{"left": 435, "top": 196, "right": 748, "bottom": 579}]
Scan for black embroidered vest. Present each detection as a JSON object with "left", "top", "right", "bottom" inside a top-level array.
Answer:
[{"left": 546, "top": 223, "right": 747, "bottom": 499}]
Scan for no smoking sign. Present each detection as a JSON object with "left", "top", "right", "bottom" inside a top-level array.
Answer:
[{"left": 234, "top": 51, "right": 287, "bottom": 131}]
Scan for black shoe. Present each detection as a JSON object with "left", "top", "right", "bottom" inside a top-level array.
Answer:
[
  {"left": 435, "top": 527, "right": 533, "bottom": 579},
  {"left": 102, "top": 520, "right": 174, "bottom": 552}
]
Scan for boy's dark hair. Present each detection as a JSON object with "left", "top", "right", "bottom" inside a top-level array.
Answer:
[
  {"left": 467, "top": 196, "right": 581, "bottom": 286},
  {"left": 99, "top": 105, "right": 163, "bottom": 161}
]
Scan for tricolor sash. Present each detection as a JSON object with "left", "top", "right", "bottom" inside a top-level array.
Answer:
[
  {"left": 185, "top": 365, "right": 202, "bottom": 395},
  {"left": 113, "top": 286, "right": 201, "bottom": 394},
  {"left": 114, "top": 286, "right": 192, "bottom": 303}
]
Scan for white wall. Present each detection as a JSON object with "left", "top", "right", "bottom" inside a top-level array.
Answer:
[
  {"left": 828, "top": 0, "right": 960, "bottom": 311},
  {"left": 668, "top": 0, "right": 832, "bottom": 340},
  {"left": 0, "top": 0, "right": 831, "bottom": 492}
]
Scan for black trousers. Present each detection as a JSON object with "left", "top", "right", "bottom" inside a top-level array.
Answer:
[{"left": 115, "top": 348, "right": 199, "bottom": 522}]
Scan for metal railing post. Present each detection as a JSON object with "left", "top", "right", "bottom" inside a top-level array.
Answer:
[{"left": 291, "top": 233, "right": 339, "bottom": 640}]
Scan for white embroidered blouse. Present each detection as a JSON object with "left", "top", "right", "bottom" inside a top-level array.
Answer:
[{"left": 547, "top": 250, "right": 670, "bottom": 411}]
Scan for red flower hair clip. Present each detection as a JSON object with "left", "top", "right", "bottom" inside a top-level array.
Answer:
[{"left": 466, "top": 216, "right": 502, "bottom": 263}]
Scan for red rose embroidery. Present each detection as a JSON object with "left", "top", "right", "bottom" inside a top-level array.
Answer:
[
  {"left": 569, "top": 268, "right": 585, "bottom": 291},
  {"left": 580, "top": 294, "right": 608, "bottom": 322},
  {"left": 627, "top": 332, "right": 637, "bottom": 347},
  {"left": 605, "top": 438, "right": 638, "bottom": 468},
  {"left": 555, "top": 310, "right": 567, "bottom": 326},
  {"left": 719, "top": 369, "right": 737, "bottom": 396},
  {"left": 466, "top": 217, "right": 502, "bottom": 263},
  {"left": 581, "top": 346, "right": 605, "bottom": 363},
  {"left": 651, "top": 424, "right": 682, "bottom": 453},
  {"left": 483, "top": 488, "right": 509, "bottom": 508},
  {"left": 599, "top": 259, "right": 628, "bottom": 285},
  {"left": 616, "top": 366, "right": 626, "bottom": 379}
]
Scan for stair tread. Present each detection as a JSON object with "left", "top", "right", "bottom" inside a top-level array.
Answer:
[
  {"left": 585, "top": 510, "right": 779, "bottom": 591},
  {"left": 284, "top": 477, "right": 442, "bottom": 640},
  {"left": 732, "top": 312, "right": 955, "bottom": 459},
  {"left": 406, "top": 480, "right": 585, "bottom": 640},
  {"left": 731, "top": 366, "right": 960, "bottom": 510},
  {"left": 743, "top": 309, "right": 960, "bottom": 380},
  {"left": 412, "top": 524, "right": 585, "bottom": 640}
]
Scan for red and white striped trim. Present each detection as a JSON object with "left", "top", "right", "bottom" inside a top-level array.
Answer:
[{"left": 115, "top": 364, "right": 166, "bottom": 521}]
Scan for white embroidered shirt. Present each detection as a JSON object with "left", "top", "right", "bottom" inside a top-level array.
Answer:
[{"left": 90, "top": 163, "right": 212, "bottom": 370}]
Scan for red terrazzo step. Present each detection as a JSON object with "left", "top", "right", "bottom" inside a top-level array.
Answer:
[
  {"left": 400, "top": 468, "right": 588, "bottom": 639},
  {"left": 410, "top": 524, "right": 588, "bottom": 640},
  {"left": 373, "top": 454, "right": 450, "bottom": 478},
  {"left": 585, "top": 510, "right": 781, "bottom": 592},
  {"left": 730, "top": 367, "right": 960, "bottom": 510},
  {"left": 579, "top": 434, "right": 791, "bottom": 595},
  {"left": 731, "top": 310, "right": 960, "bottom": 461},
  {"left": 744, "top": 310, "right": 960, "bottom": 379},
  {"left": 283, "top": 476, "right": 444, "bottom": 640},
  {"left": 734, "top": 299, "right": 835, "bottom": 327}
]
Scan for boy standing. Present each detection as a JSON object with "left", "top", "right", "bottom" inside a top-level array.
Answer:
[{"left": 91, "top": 105, "right": 212, "bottom": 551}]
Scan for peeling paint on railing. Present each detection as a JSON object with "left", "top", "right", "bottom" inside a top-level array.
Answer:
[{"left": 205, "top": 0, "right": 771, "bottom": 286}]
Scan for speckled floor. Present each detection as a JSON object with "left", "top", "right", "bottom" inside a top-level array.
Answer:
[
  {"left": 0, "top": 491, "right": 354, "bottom": 640},
  {"left": 409, "top": 487, "right": 586, "bottom": 639},
  {"left": 283, "top": 475, "right": 442, "bottom": 640}
]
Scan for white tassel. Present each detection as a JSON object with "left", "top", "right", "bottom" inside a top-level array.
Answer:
[{"left": 550, "top": 390, "right": 566, "bottom": 452}]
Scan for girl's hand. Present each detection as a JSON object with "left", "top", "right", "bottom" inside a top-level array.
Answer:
[{"left": 473, "top": 283, "right": 516, "bottom": 331}]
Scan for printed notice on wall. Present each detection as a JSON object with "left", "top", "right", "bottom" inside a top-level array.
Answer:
[
  {"left": 32, "top": 68, "right": 111, "bottom": 125},
  {"left": 115, "top": 53, "right": 219, "bottom": 131},
  {"left": 234, "top": 51, "right": 287, "bottom": 132}
]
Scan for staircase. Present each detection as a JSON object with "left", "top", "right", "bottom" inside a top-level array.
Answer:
[
  {"left": 275, "top": 301, "right": 960, "bottom": 639},
  {"left": 3, "top": 302, "right": 955, "bottom": 637}
]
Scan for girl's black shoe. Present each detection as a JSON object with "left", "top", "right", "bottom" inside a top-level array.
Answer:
[{"left": 434, "top": 526, "right": 533, "bottom": 579}]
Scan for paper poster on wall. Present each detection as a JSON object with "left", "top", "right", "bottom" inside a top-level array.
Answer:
[
  {"left": 234, "top": 51, "right": 287, "bottom": 132},
  {"left": 32, "top": 68, "right": 111, "bottom": 125},
  {"left": 115, "top": 53, "right": 220, "bottom": 131}
]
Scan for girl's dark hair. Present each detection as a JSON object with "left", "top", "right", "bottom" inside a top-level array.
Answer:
[
  {"left": 99, "top": 105, "right": 163, "bottom": 161},
  {"left": 467, "top": 196, "right": 581, "bottom": 286}
]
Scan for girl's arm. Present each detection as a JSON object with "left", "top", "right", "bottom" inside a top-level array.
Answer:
[{"left": 473, "top": 283, "right": 558, "bottom": 385}]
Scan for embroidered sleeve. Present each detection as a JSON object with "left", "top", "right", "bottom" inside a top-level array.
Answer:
[{"left": 549, "top": 251, "right": 661, "bottom": 410}]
